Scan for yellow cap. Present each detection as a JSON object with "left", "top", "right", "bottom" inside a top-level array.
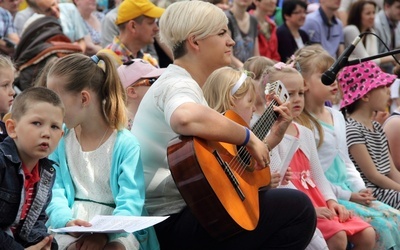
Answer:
[{"left": 116, "top": 0, "right": 165, "bottom": 25}]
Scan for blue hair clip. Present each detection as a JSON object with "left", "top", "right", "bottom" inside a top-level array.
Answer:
[{"left": 91, "top": 55, "right": 100, "bottom": 64}]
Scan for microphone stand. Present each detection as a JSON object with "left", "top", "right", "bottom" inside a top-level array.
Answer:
[{"left": 346, "top": 48, "right": 400, "bottom": 66}]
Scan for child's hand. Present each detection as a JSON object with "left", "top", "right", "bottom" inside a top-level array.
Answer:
[
  {"left": 74, "top": 233, "right": 108, "bottom": 250},
  {"left": 350, "top": 191, "right": 376, "bottom": 206},
  {"left": 280, "top": 167, "right": 292, "bottom": 185},
  {"left": 270, "top": 172, "right": 280, "bottom": 188},
  {"left": 315, "top": 207, "right": 335, "bottom": 220},
  {"left": 66, "top": 219, "right": 91, "bottom": 237},
  {"left": 327, "top": 200, "right": 352, "bottom": 223},
  {"left": 26, "top": 235, "right": 53, "bottom": 250}
]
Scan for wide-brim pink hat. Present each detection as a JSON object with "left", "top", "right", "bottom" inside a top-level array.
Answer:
[{"left": 337, "top": 61, "right": 396, "bottom": 109}]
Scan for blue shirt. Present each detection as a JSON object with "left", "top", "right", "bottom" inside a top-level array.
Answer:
[
  {"left": 0, "top": 7, "right": 16, "bottom": 38},
  {"left": 302, "top": 7, "right": 344, "bottom": 58},
  {"left": 59, "top": 3, "right": 88, "bottom": 42}
]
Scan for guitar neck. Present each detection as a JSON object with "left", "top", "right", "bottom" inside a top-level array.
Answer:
[{"left": 251, "top": 101, "right": 278, "bottom": 141}]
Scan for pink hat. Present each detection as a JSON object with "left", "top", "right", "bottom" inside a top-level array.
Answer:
[
  {"left": 337, "top": 61, "right": 396, "bottom": 109},
  {"left": 117, "top": 59, "right": 165, "bottom": 89}
]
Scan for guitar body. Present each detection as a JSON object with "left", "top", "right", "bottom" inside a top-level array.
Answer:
[{"left": 167, "top": 110, "right": 271, "bottom": 239}]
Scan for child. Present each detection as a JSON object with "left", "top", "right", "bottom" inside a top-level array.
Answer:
[
  {"left": 265, "top": 63, "right": 375, "bottom": 250},
  {"left": 45, "top": 53, "right": 159, "bottom": 250},
  {"left": 338, "top": 61, "right": 400, "bottom": 209},
  {"left": 117, "top": 59, "right": 165, "bottom": 130},
  {"left": 243, "top": 56, "right": 275, "bottom": 127},
  {"left": 0, "top": 55, "right": 15, "bottom": 142},
  {"left": 202, "top": 66, "right": 292, "bottom": 168},
  {"left": 290, "top": 44, "right": 400, "bottom": 250},
  {"left": 1, "top": 87, "right": 65, "bottom": 249}
]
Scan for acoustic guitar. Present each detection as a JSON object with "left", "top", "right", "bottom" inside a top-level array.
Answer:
[{"left": 167, "top": 81, "right": 289, "bottom": 239}]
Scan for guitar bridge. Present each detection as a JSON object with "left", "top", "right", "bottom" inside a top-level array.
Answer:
[{"left": 212, "top": 150, "right": 245, "bottom": 201}]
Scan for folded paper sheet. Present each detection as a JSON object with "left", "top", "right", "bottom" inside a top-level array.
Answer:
[{"left": 50, "top": 215, "right": 168, "bottom": 233}]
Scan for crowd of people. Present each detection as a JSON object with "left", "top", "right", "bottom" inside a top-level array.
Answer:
[{"left": 1, "top": 0, "right": 400, "bottom": 249}]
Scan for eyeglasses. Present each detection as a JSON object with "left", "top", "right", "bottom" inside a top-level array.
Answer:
[
  {"left": 132, "top": 78, "right": 158, "bottom": 87},
  {"left": 292, "top": 10, "right": 306, "bottom": 15}
]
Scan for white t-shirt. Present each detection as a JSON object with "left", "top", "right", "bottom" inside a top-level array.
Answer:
[{"left": 132, "top": 64, "right": 208, "bottom": 216}]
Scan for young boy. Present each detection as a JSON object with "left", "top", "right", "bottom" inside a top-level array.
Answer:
[{"left": 0, "top": 87, "right": 64, "bottom": 250}]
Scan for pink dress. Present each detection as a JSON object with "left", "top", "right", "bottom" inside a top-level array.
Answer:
[{"left": 289, "top": 149, "right": 370, "bottom": 240}]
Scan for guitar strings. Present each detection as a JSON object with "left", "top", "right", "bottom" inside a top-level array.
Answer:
[{"left": 227, "top": 102, "right": 277, "bottom": 176}]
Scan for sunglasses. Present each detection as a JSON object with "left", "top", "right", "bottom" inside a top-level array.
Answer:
[{"left": 132, "top": 78, "right": 158, "bottom": 87}]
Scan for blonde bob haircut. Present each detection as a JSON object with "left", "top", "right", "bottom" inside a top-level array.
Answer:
[
  {"left": 159, "top": 1, "right": 228, "bottom": 59},
  {"left": 203, "top": 67, "right": 256, "bottom": 114}
]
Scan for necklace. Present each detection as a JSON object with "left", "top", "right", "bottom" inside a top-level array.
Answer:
[
  {"left": 95, "top": 127, "right": 110, "bottom": 150},
  {"left": 77, "top": 127, "right": 110, "bottom": 151}
]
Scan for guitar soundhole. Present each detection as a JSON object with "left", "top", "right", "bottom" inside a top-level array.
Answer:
[{"left": 236, "top": 146, "right": 254, "bottom": 171}]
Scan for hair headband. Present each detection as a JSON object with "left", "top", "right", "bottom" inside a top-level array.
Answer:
[{"left": 231, "top": 72, "right": 248, "bottom": 95}]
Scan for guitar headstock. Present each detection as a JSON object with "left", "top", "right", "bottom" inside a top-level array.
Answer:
[{"left": 264, "top": 80, "right": 289, "bottom": 103}]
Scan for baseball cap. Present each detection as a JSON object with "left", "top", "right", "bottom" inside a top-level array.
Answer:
[
  {"left": 115, "top": 0, "right": 165, "bottom": 25},
  {"left": 117, "top": 59, "right": 165, "bottom": 89}
]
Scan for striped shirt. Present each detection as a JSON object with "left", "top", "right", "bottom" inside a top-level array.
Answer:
[
  {"left": 345, "top": 118, "right": 400, "bottom": 208},
  {"left": 346, "top": 118, "right": 391, "bottom": 187}
]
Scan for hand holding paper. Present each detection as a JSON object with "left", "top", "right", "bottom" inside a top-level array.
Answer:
[{"left": 50, "top": 215, "right": 168, "bottom": 234}]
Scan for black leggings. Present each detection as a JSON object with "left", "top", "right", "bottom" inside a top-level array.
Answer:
[{"left": 154, "top": 188, "right": 316, "bottom": 250}]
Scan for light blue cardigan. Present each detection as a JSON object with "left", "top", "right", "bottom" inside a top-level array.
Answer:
[{"left": 46, "top": 128, "right": 159, "bottom": 250}]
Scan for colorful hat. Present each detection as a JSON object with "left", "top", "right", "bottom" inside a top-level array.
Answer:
[
  {"left": 117, "top": 59, "right": 165, "bottom": 89},
  {"left": 115, "top": 0, "right": 165, "bottom": 25},
  {"left": 337, "top": 61, "right": 396, "bottom": 109}
]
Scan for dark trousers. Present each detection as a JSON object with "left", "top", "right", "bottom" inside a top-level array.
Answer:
[{"left": 155, "top": 188, "right": 316, "bottom": 250}]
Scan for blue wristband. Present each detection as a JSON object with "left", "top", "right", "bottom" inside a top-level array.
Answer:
[{"left": 240, "top": 127, "right": 250, "bottom": 147}]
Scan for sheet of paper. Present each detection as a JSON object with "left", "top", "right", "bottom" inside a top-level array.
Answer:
[
  {"left": 279, "top": 138, "right": 299, "bottom": 182},
  {"left": 50, "top": 215, "right": 168, "bottom": 234}
]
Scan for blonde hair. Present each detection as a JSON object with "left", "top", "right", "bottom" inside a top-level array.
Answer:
[
  {"left": 47, "top": 53, "right": 127, "bottom": 130},
  {"left": 243, "top": 56, "right": 275, "bottom": 80},
  {"left": 261, "top": 65, "right": 301, "bottom": 87},
  {"left": 203, "top": 67, "right": 255, "bottom": 113},
  {"left": 0, "top": 55, "right": 14, "bottom": 70},
  {"left": 287, "top": 44, "right": 335, "bottom": 148},
  {"left": 159, "top": 1, "right": 228, "bottom": 59}
]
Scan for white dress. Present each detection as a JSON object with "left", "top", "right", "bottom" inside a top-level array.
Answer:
[{"left": 55, "top": 129, "right": 139, "bottom": 249}]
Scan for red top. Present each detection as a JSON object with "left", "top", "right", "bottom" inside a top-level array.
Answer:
[
  {"left": 21, "top": 162, "right": 40, "bottom": 220},
  {"left": 249, "top": 10, "right": 281, "bottom": 62}
]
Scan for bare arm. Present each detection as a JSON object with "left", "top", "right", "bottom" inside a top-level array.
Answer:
[
  {"left": 74, "top": 38, "right": 87, "bottom": 53},
  {"left": 170, "top": 102, "right": 270, "bottom": 168},
  {"left": 349, "top": 143, "right": 400, "bottom": 191},
  {"left": 83, "top": 35, "right": 102, "bottom": 56},
  {"left": 384, "top": 117, "right": 400, "bottom": 171}
]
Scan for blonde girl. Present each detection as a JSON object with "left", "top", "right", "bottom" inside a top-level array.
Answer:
[
  {"left": 0, "top": 55, "right": 15, "bottom": 142},
  {"left": 265, "top": 63, "right": 375, "bottom": 250},
  {"left": 203, "top": 66, "right": 292, "bottom": 188},
  {"left": 290, "top": 44, "right": 400, "bottom": 250},
  {"left": 243, "top": 56, "right": 275, "bottom": 127},
  {"left": 45, "top": 53, "right": 158, "bottom": 250}
]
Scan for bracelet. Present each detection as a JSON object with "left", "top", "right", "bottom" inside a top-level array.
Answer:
[{"left": 240, "top": 127, "right": 250, "bottom": 147}]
